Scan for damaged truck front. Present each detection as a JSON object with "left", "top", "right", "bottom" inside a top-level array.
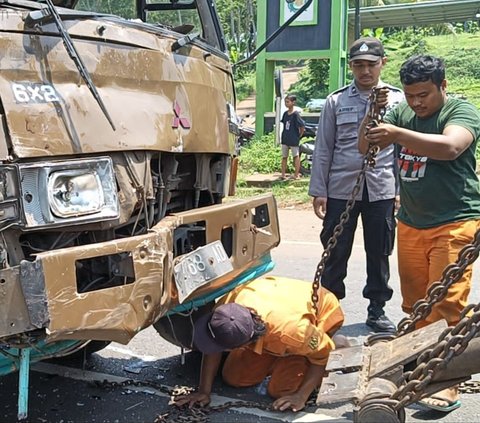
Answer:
[{"left": 0, "top": 0, "right": 279, "bottom": 387}]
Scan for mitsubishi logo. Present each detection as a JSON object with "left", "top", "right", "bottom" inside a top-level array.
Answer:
[{"left": 172, "top": 101, "right": 191, "bottom": 129}]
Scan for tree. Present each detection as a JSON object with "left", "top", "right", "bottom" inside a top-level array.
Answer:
[{"left": 214, "top": 0, "right": 257, "bottom": 62}]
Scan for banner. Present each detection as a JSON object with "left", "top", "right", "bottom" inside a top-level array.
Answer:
[{"left": 280, "top": 0, "right": 318, "bottom": 26}]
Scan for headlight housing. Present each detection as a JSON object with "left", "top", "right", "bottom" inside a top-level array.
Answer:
[
  {"left": 19, "top": 157, "right": 119, "bottom": 229},
  {"left": 48, "top": 170, "right": 104, "bottom": 217}
]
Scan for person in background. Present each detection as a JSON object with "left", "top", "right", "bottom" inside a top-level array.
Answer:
[
  {"left": 359, "top": 54, "right": 480, "bottom": 413},
  {"left": 281, "top": 94, "right": 305, "bottom": 180},
  {"left": 173, "top": 276, "right": 345, "bottom": 413},
  {"left": 309, "top": 37, "right": 403, "bottom": 332}
]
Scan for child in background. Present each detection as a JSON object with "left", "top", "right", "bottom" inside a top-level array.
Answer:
[{"left": 281, "top": 94, "right": 305, "bottom": 179}]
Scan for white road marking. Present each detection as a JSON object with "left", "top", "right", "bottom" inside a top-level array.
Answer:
[
  {"left": 281, "top": 240, "right": 321, "bottom": 246},
  {"left": 31, "top": 362, "right": 346, "bottom": 422},
  {"left": 105, "top": 344, "right": 159, "bottom": 362}
]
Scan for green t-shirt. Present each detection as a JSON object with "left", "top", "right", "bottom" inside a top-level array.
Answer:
[{"left": 385, "top": 97, "right": 480, "bottom": 229}]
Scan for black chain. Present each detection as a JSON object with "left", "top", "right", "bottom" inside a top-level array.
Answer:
[
  {"left": 311, "top": 87, "right": 384, "bottom": 316},
  {"left": 355, "top": 142, "right": 480, "bottom": 410},
  {"left": 459, "top": 380, "right": 480, "bottom": 394},
  {"left": 94, "top": 378, "right": 273, "bottom": 423},
  {"left": 390, "top": 305, "right": 480, "bottom": 410},
  {"left": 396, "top": 228, "right": 480, "bottom": 336}
]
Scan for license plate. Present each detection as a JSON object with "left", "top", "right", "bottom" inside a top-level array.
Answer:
[{"left": 173, "top": 240, "right": 233, "bottom": 303}]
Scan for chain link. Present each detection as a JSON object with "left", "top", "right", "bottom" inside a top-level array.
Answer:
[
  {"left": 396, "top": 228, "right": 480, "bottom": 336},
  {"left": 311, "top": 87, "right": 384, "bottom": 316},
  {"left": 306, "top": 87, "right": 480, "bottom": 410},
  {"left": 94, "top": 378, "right": 278, "bottom": 423},
  {"left": 381, "top": 192, "right": 480, "bottom": 407},
  {"left": 459, "top": 380, "right": 480, "bottom": 394},
  {"left": 390, "top": 305, "right": 480, "bottom": 410}
]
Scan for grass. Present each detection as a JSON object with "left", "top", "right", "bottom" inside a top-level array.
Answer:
[{"left": 233, "top": 172, "right": 312, "bottom": 208}]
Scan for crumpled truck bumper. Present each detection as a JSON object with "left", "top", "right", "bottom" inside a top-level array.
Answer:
[{"left": 0, "top": 194, "right": 279, "bottom": 344}]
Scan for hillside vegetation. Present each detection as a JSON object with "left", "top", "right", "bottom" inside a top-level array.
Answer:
[
  {"left": 235, "top": 31, "right": 480, "bottom": 206},
  {"left": 356, "top": 32, "right": 480, "bottom": 107}
]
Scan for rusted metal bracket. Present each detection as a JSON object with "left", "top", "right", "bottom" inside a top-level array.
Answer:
[
  {"left": 317, "top": 320, "right": 451, "bottom": 422},
  {"left": 318, "top": 319, "right": 480, "bottom": 423},
  {"left": 318, "top": 320, "right": 448, "bottom": 405}
]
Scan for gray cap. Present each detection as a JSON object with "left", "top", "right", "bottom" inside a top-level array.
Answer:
[
  {"left": 349, "top": 37, "right": 385, "bottom": 62},
  {"left": 193, "top": 303, "right": 255, "bottom": 354}
]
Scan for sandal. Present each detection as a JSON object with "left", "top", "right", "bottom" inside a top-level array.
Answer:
[{"left": 418, "top": 395, "right": 461, "bottom": 412}]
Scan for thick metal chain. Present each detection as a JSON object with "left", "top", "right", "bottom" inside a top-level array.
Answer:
[
  {"left": 311, "top": 87, "right": 384, "bottom": 316},
  {"left": 390, "top": 304, "right": 480, "bottom": 410},
  {"left": 95, "top": 378, "right": 276, "bottom": 423},
  {"left": 396, "top": 228, "right": 480, "bottom": 336},
  {"left": 459, "top": 380, "right": 480, "bottom": 394}
]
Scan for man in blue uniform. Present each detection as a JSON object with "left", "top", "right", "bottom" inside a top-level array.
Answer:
[{"left": 309, "top": 37, "right": 403, "bottom": 332}]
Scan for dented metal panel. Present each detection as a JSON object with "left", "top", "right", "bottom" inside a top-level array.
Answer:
[
  {"left": 20, "top": 260, "right": 49, "bottom": 329},
  {"left": 0, "top": 267, "right": 36, "bottom": 336},
  {"left": 39, "top": 223, "right": 173, "bottom": 343},
  {"left": 0, "top": 1, "right": 279, "bottom": 381},
  {"left": 0, "top": 13, "right": 234, "bottom": 159},
  {"left": 1, "top": 195, "right": 279, "bottom": 344},
  {"left": 369, "top": 319, "right": 447, "bottom": 377}
]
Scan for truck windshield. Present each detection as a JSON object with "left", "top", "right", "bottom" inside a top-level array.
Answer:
[
  {"left": 75, "top": 0, "right": 137, "bottom": 19},
  {"left": 75, "top": 0, "right": 201, "bottom": 35}
]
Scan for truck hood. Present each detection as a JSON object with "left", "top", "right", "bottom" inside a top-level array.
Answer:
[{"left": 0, "top": 9, "right": 234, "bottom": 159}]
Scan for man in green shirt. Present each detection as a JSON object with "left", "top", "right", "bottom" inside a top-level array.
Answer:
[{"left": 359, "top": 54, "right": 480, "bottom": 412}]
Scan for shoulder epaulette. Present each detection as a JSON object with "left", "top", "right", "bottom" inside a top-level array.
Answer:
[{"left": 329, "top": 85, "right": 349, "bottom": 96}]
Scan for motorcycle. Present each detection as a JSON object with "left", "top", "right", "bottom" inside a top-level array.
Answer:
[
  {"left": 235, "top": 120, "right": 316, "bottom": 177},
  {"left": 238, "top": 124, "right": 256, "bottom": 147},
  {"left": 299, "top": 122, "right": 317, "bottom": 176}
]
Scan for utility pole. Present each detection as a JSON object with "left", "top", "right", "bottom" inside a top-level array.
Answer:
[{"left": 354, "top": 0, "right": 361, "bottom": 40}]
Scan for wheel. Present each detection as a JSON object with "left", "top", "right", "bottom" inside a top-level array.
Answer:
[
  {"left": 300, "top": 156, "right": 311, "bottom": 175},
  {"left": 81, "top": 340, "right": 111, "bottom": 356},
  {"left": 50, "top": 340, "right": 111, "bottom": 363},
  {"left": 153, "top": 302, "right": 215, "bottom": 349}
]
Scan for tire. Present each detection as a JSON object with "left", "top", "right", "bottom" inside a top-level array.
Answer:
[
  {"left": 81, "top": 340, "right": 111, "bottom": 356},
  {"left": 300, "top": 156, "right": 312, "bottom": 175},
  {"left": 50, "top": 340, "right": 111, "bottom": 363}
]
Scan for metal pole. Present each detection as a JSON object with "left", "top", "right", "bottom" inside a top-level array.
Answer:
[
  {"left": 354, "top": 0, "right": 361, "bottom": 40},
  {"left": 18, "top": 348, "right": 31, "bottom": 420}
]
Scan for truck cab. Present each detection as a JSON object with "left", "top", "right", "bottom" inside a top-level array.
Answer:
[{"left": 0, "top": 0, "right": 279, "bottom": 382}]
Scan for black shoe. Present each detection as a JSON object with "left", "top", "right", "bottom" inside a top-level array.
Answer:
[{"left": 366, "top": 314, "right": 396, "bottom": 333}]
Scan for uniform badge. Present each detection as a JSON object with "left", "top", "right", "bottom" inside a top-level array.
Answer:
[
  {"left": 308, "top": 335, "right": 319, "bottom": 350},
  {"left": 359, "top": 43, "right": 369, "bottom": 52}
]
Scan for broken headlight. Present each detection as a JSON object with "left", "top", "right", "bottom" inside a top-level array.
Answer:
[
  {"left": 19, "top": 157, "right": 119, "bottom": 229},
  {"left": 48, "top": 170, "right": 104, "bottom": 217}
]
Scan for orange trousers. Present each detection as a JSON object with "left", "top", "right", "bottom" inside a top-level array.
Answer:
[
  {"left": 397, "top": 219, "right": 480, "bottom": 328},
  {"left": 222, "top": 347, "right": 310, "bottom": 398}
]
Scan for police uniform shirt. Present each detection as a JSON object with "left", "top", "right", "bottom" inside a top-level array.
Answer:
[{"left": 308, "top": 81, "right": 404, "bottom": 201}]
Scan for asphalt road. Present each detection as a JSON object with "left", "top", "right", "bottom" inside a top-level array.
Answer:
[{"left": 1, "top": 207, "right": 480, "bottom": 423}]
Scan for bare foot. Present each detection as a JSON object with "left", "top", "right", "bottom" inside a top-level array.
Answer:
[{"left": 419, "top": 386, "right": 461, "bottom": 412}]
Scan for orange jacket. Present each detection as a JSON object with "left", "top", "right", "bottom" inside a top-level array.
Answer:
[{"left": 219, "top": 276, "right": 344, "bottom": 365}]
